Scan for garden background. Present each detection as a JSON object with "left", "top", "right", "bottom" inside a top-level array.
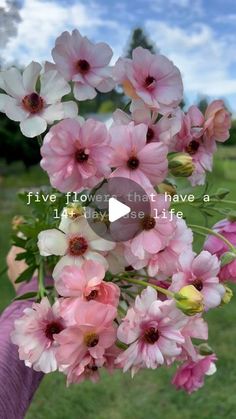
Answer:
[{"left": 1, "top": 1, "right": 236, "bottom": 418}]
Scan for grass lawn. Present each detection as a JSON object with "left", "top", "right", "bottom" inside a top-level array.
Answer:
[{"left": 1, "top": 150, "right": 236, "bottom": 419}]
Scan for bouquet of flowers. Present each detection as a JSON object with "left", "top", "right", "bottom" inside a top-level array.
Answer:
[{"left": 1, "top": 28, "right": 235, "bottom": 394}]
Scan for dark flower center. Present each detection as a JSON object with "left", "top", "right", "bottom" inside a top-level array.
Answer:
[
  {"left": 185, "top": 140, "right": 200, "bottom": 155},
  {"left": 84, "top": 333, "right": 99, "bottom": 348},
  {"left": 75, "top": 148, "right": 89, "bottom": 163},
  {"left": 86, "top": 289, "right": 98, "bottom": 301},
  {"left": 143, "top": 327, "right": 159, "bottom": 344},
  {"left": 146, "top": 127, "right": 155, "bottom": 143},
  {"left": 45, "top": 321, "right": 64, "bottom": 341},
  {"left": 192, "top": 278, "right": 203, "bottom": 291},
  {"left": 144, "top": 75, "right": 156, "bottom": 88},
  {"left": 22, "top": 93, "right": 44, "bottom": 114},
  {"left": 127, "top": 156, "right": 139, "bottom": 169},
  {"left": 69, "top": 236, "right": 88, "bottom": 256},
  {"left": 77, "top": 59, "right": 90, "bottom": 74},
  {"left": 125, "top": 265, "right": 135, "bottom": 272},
  {"left": 141, "top": 215, "right": 156, "bottom": 230}
]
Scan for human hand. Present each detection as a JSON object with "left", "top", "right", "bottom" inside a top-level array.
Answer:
[{"left": 6, "top": 246, "right": 28, "bottom": 292}]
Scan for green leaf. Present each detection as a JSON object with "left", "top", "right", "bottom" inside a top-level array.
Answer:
[
  {"left": 15, "top": 265, "right": 37, "bottom": 283},
  {"left": 14, "top": 291, "right": 38, "bottom": 301}
]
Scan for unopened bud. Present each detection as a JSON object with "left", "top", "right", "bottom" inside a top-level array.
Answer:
[
  {"left": 175, "top": 285, "right": 204, "bottom": 316},
  {"left": 221, "top": 285, "right": 233, "bottom": 305},
  {"left": 158, "top": 182, "right": 177, "bottom": 196},
  {"left": 168, "top": 153, "right": 194, "bottom": 177},
  {"left": 227, "top": 211, "right": 236, "bottom": 222},
  {"left": 198, "top": 343, "right": 214, "bottom": 356},
  {"left": 220, "top": 252, "right": 236, "bottom": 267},
  {"left": 66, "top": 203, "right": 84, "bottom": 220}
]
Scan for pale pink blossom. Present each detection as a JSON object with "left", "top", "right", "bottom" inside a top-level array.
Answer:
[
  {"left": 124, "top": 193, "right": 176, "bottom": 267},
  {"left": 55, "top": 301, "right": 117, "bottom": 373},
  {"left": 11, "top": 298, "right": 64, "bottom": 373},
  {"left": 204, "top": 100, "right": 231, "bottom": 143},
  {"left": 170, "top": 250, "right": 225, "bottom": 310},
  {"left": 52, "top": 29, "right": 114, "bottom": 101},
  {"left": 40, "top": 118, "right": 112, "bottom": 193},
  {"left": 116, "top": 287, "right": 185, "bottom": 374},
  {"left": 173, "top": 106, "right": 216, "bottom": 186},
  {"left": 113, "top": 47, "right": 183, "bottom": 113},
  {"left": 172, "top": 354, "right": 217, "bottom": 394},
  {"left": 204, "top": 219, "right": 236, "bottom": 282},
  {"left": 180, "top": 316, "right": 208, "bottom": 361},
  {"left": 0, "top": 61, "right": 77, "bottom": 137},
  {"left": 56, "top": 261, "right": 120, "bottom": 321},
  {"left": 37, "top": 217, "right": 115, "bottom": 279},
  {"left": 109, "top": 122, "right": 168, "bottom": 188}
]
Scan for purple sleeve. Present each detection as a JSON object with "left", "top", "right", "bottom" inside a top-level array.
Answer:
[{"left": 0, "top": 279, "right": 46, "bottom": 419}]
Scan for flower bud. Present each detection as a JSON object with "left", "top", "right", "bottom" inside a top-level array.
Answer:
[
  {"left": 227, "top": 210, "right": 236, "bottom": 222},
  {"left": 175, "top": 285, "right": 204, "bottom": 316},
  {"left": 198, "top": 343, "right": 214, "bottom": 356},
  {"left": 158, "top": 181, "right": 177, "bottom": 196},
  {"left": 66, "top": 203, "right": 84, "bottom": 220},
  {"left": 221, "top": 285, "right": 233, "bottom": 305},
  {"left": 168, "top": 153, "right": 194, "bottom": 177},
  {"left": 220, "top": 251, "right": 236, "bottom": 267}
]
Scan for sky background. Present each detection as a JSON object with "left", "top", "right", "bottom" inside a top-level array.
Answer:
[{"left": 1, "top": 0, "right": 236, "bottom": 114}]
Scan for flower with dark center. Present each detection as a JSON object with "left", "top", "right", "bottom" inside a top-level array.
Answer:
[
  {"left": 86, "top": 289, "right": 99, "bottom": 301},
  {"left": 146, "top": 127, "right": 155, "bottom": 143},
  {"left": 77, "top": 59, "right": 90, "bottom": 74},
  {"left": 69, "top": 236, "right": 88, "bottom": 256},
  {"left": 144, "top": 75, "right": 156, "bottom": 88},
  {"left": 140, "top": 215, "right": 156, "bottom": 230},
  {"left": 22, "top": 92, "right": 44, "bottom": 114},
  {"left": 84, "top": 332, "right": 99, "bottom": 348},
  {"left": 45, "top": 321, "right": 64, "bottom": 341},
  {"left": 127, "top": 156, "right": 139, "bottom": 169},
  {"left": 143, "top": 327, "right": 159, "bottom": 344},
  {"left": 192, "top": 278, "right": 203, "bottom": 292},
  {"left": 185, "top": 140, "right": 200, "bottom": 155},
  {"left": 75, "top": 148, "right": 89, "bottom": 163}
]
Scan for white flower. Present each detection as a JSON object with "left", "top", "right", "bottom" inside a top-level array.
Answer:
[
  {"left": 0, "top": 61, "right": 78, "bottom": 138},
  {"left": 37, "top": 217, "right": 115, "bottom": 279}
]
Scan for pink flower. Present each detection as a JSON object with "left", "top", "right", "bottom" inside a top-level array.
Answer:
[
  {"left": 40, "top": 118, "right": 112, "bottom": 193},
  {"left": 170, "top": 250, "right": 225, "bottom": 310},
  {"left": 172, "top": 106, "right": 216, "bottom": 186},
  {"left": 0, "top": 62, "right": 77, "bottom": 137},
  {"left": 180, "top": 316, "right": 208, "bottom": 361},
  {"left": 52, "top": 29, "right": 114, "bottom": 101},
  {"left": 172, "top": 354, "right": 217, "bottom": 394},
  {"left": 124, "top": 193, "right": 176, "bottom": 266},
  {"left": 55, "top": 301, "right": 117, "bottom": 374},
  {"left": 116, "top": 287, "right": 185, "bottom": 374},
  {"left": 109, "top": 122, "right": 168, "bottom": 188},
  {"left": 37, "top": 217, "right": 115, "bottom": 279},
  {"left": 11, "top": 298, "right": 64, "bottom": 373},
  {"left": 147, "top": 218, "right": 193, "bottom": 277},
  {"left": 204, "top": 219, "right": 236, "bottom": 282},
  {"left": 56, "top": 261, "right": 120, "bottom": 322},
  {"left": 204, "top": 100, "right": 231, "bottom": 143},
  {"left": 113, "top": 47, "right": 183, "bottom": 113}
]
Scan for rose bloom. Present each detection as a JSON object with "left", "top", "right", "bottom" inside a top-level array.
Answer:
[
  {"left": 204, "top": 219, "right": 236, "bottom": 282},
  {"left": 109, "top": 122, "right": 168, "bottom": 189},
  {"left": 204, "top": 100, "right": 231, "bottom": 142},
  {"left": 55, "top": 301, "right": 117, "bottom": 377},
  {"left": 52, "top": 29, "right": 114, "bottom": 101},
  {"left": 40, "top": 118, "right": 112, "bottom": 193},
  {"left": 116, "top": 287, "right": 186, "bottom": 375},
  {"left": 113, "top": 47, "right": 183, "bottom": 113},
  {"left": 0, "top": 61, "right": 77, "bottom": 137},
  {"left": 11, "top": 298, "right": 64, "bottom": 373},
  {"left": 172, "top": 354, "right": 217, "bottom": 394},
  {"left": 170, "top": 250, "right": 225, "bottom": 311},
  {"left": 37, "top": 217, "right": 115, "bottom": 279}
]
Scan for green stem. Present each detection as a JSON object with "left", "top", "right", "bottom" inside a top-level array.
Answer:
[
  {"left": 38, "top": 259, "right": 45, "bottom": 299},
  {"left": 210, "top": 199, "right": 236, "bottom": 205},
  {"left": 37, "top": 135, "right": 43, "bottom": 147},
  {"left": 0, "top": 266, "right": 7, "bottom": 277},
  {"left": 189, "top": 224, "right": 236, "bottom": 253},
  {"left": 121, "top": 277, "right": 174, "bottom": 298}
]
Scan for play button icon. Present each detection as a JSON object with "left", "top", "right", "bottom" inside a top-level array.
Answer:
[
  {"left": 108, "top": 198, "right": 131, "bottom": 222},
  {"left": 85, "top": 177, "right": 151, "bottom": 242}
]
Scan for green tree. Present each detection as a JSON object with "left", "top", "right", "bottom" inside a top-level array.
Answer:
[{"left": 126, "top": 28, "right": 156, "bottom": 58}]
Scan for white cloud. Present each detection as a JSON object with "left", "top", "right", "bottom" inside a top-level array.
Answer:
[
  {"left": 0, "top": 0, "right": 119, "bottom": 66},
  {"left": 145, "top": 20, "right": 236, "bottom": 99}
]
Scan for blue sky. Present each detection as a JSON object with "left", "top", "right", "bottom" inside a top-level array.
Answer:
[{"left": 1, "top": 0, "right": 236, "bottom": 114}]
